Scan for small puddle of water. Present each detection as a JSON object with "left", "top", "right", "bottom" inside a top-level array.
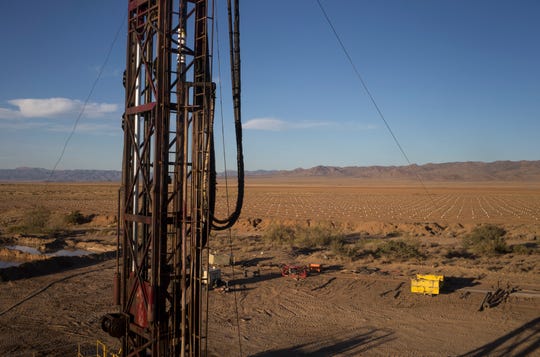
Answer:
[
  {"left": 0, "top": 245, "right": 92, "bottom": 269},
  {"left": 6, "top": 245, "right": 42, "bottom": 255},
  {"left": 0, "top": 261, "right": 22, "bottom": 268},
  {"left": 5, "top": 245, "right": 91, "bottom": 257},
  {"left": 52, "top": 249, "right": 91, "bottom": 257}
]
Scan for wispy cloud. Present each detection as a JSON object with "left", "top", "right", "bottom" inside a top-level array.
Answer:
[
  {"left": 0, "top": 119, "right": 120, "bottom": 135},
  {"left": 48, "top": 122, "right": 120, "bottom": 135},
  {"left": 341, "top": 121, "right": 377, "bottom": 131},
  {"left": 0, "top": 120, "right": 48, "bottom": 130},
  {"left": 0, "top": 97, "right": 118, "bottom": 119},
  {"left": 243, "top": 117, "right": 331, "bottom": 131},
  {"left": 0, "top": 107, "right": 19, "bottom": 120},
  {"left": 243, "top": 118, "right": 287, "bottom": 131}
]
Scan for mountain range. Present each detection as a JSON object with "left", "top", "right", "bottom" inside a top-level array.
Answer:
[
  {"left": 0, "top": 167, "right": 121, "bottom": 182},
  {"left": 1, "top": 161, "right": 539, "bottom": 182},
  {"left": 269, "top": 160, "right": 540, "bottom": 182}
]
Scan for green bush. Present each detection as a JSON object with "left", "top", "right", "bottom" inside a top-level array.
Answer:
[
  {"left": 26, "top": 206, "right": 51, "bottom": 230},
  {"left": 263, "top": 224, "right": 346, "bottom": 251},
  {"left": 329, "top": 238, "right": 346, "bottom": 255},
  {"left": 462, "top": 224, "right": 508, "bottom": 255},
  {"left": 511, "top": 243, "right": 537, "bottom": 255},
  {"left": 263, "top": 224, "right": 427, "bottom": 261},
  {"left": 64, "top": 210, "right": 86, "bottom": 225},
  {"left": 444, "top": 248, "right": 475, "bottom": 259},
  {"left": 294, "top": 226, "right": 337, "bottom": 248},
  {"left": 375, "top": 240, "right": 424, "bottom": 260},
  {"left": 8, "top": 206, "right": 53, "bottom": 234},
  {"left": 263, "top": 224, "right": 296, "bottom": 245}
]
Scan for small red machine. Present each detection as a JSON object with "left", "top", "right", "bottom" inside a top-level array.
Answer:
[{"left": 281, "top": 264, "right": 309, "bottom": 279}]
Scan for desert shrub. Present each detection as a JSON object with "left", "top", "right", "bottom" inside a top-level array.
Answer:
[
  {"left": 329, "top": 238, "right": 354, "bottom": 257},
  {"left": 23, "top": 206, "right": 53, "bottom": 233},
  {"left": 386, "top": 231, "right": 401, "bottom": 238},
  {"left": 26, "top": 206, "right": 51, "bottom": 230},
  {"left": 511, "top": 243, "right": 537, "bottom": 255},
  {"left": 8, "top": 206, "right": 53, "bottom": 234},
  {"left": 462, "top": 224, "right": 508, "bottom": 255},
  {"left": 263, "top": 224, "right": 346, "bottom": 251},
  {"left": 64, "top": 210, "right": 86, "bottom": 225},
  {"left": 444, "top": 248, "right": 475, "bottom": 259},
  {"left": 294, "top": 226, "right": 338, "bottom": 248},
  {"left": 375, "top": 240, "right": 424, "bottom": 260},
  {"left": 263, "top": 224, "right": 296, "bottom": 245},
  {"left": 334, "top": 240, "right": 368, "bottom": 259}
]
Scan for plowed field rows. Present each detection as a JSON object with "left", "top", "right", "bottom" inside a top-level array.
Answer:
[
  {"left": 214, "top": 181, "right": 540, "bottom": 224},
  {"left": 1, "top": 181, "right": 539, "bottom": 225}
]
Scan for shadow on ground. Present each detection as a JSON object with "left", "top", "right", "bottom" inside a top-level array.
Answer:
[
  {"left": 0, "top": 252, "right": 115, "bottom": 281},
  {"left": 231, "top": 271, "right": 282, "bottom": 286},
  {"left": 236, "top": 256, "right": 273, "bottom": 267},
  {"left": 250, "top": 328, "right": 395, "bottom": 357},
  {"left": 442, "top": 276, "right": 480, "bottom": 293},
  {"left": 460, "top": 317, "right": 540, "bottom": 356}
]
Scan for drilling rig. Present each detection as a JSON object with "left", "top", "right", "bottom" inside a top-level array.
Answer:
[{"left": 101, "top": 0, "right": 243, "bottom": 356}]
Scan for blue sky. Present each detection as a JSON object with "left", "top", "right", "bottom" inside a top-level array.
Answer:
[{"left": 0, "top": 1, "right": 538, "bottom": 171}]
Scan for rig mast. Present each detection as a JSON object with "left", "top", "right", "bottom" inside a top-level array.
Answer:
[{"left": 102, "top": 0, "right": 243, "bottom": 356}]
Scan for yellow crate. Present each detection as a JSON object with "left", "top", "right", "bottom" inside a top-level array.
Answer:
[
  {"left": 416, "top": 274, "right": 444, "bottom": 282},
  {"left": 411, "top": 274, "right": 444, "bottom": 295}
]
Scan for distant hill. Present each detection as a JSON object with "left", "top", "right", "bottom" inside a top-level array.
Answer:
[
  {"left": 272, "top": 161, "right": 540, "bottom": 182},
  {"left": 1, "top": 161, "right": 539, "bottom": 182},
  {"left": 0, "top": 167, "right": 121, "bottom": 182}
]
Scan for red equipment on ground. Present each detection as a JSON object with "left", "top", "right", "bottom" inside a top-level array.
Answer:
[{"left": 281, "top": 264, "right": 309, "bottom": 279}]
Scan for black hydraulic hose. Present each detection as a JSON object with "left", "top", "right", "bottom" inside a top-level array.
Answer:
[{"left": 212, "top": 0, "right": 244, "bottom": 230}]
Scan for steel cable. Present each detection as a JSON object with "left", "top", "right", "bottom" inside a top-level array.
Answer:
[
  {"left": 316, "top": 0, "right": 444, "bottom": 222},
  {"left": 48, "top": 15, "right": 125, "bottom": 180},
  {"left": 211, "top": 0, "right": 244, "bottom": 355}
]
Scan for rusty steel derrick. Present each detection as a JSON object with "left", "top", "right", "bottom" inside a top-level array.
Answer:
[{"left": 100, "top": 0, "right": 240, "bottom": 356}]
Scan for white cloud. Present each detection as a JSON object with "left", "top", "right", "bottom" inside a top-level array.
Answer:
[
  {"left": 243, "top": 118, "right": 288, "bottom": 131},
  {"left": 0, "top": 121, "right": 47, "bottom": 130},
  {"left": 341, "top": 122, "right": 377, "bottom": 131},
  {"left": 0, "top": 119, "right": 120, "bottom": 135},
  {"left": 10, "top": 98, "right": 78, "bottom": 117},
  {"left": 0, "top": 107, "right": 21, "bottom": 119},
  {"left": 0, "top": 97, "right": 119, "bottom": 119},
  {"left": 294, "top": 121, "right": 332, "bottom": 129},
  {"left": 243, "top": 117, "right": 331, "bottom": 131}
]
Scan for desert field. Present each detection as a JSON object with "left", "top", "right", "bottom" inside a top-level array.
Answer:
[
  {"left": 216, "top": 178, "right": 540, "bottom": 225},
  {"left": 0, "top": 179, "right": 539, "bottom": 356}
]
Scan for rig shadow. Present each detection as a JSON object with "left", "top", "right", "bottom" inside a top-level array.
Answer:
[
  {"left": 442, "top": 276, "right": 480, "bottom": 294},
  {"left": 0, "top": 252, "right": 115, "bottom": 281},
  {"left": 250, "top": 328, "right": 395, "bottom": 357},
  {"left": 460, "top": 317, "right": 540, "bottom": 357}
]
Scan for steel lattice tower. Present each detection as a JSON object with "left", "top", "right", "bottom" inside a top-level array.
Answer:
[{"left": 102, "top": 1, "right": 227, "bottom": 356}]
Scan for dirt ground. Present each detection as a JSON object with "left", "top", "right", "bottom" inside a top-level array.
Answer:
[{"left": 0, "top": 180, "right": 539, "bottom": 356}]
